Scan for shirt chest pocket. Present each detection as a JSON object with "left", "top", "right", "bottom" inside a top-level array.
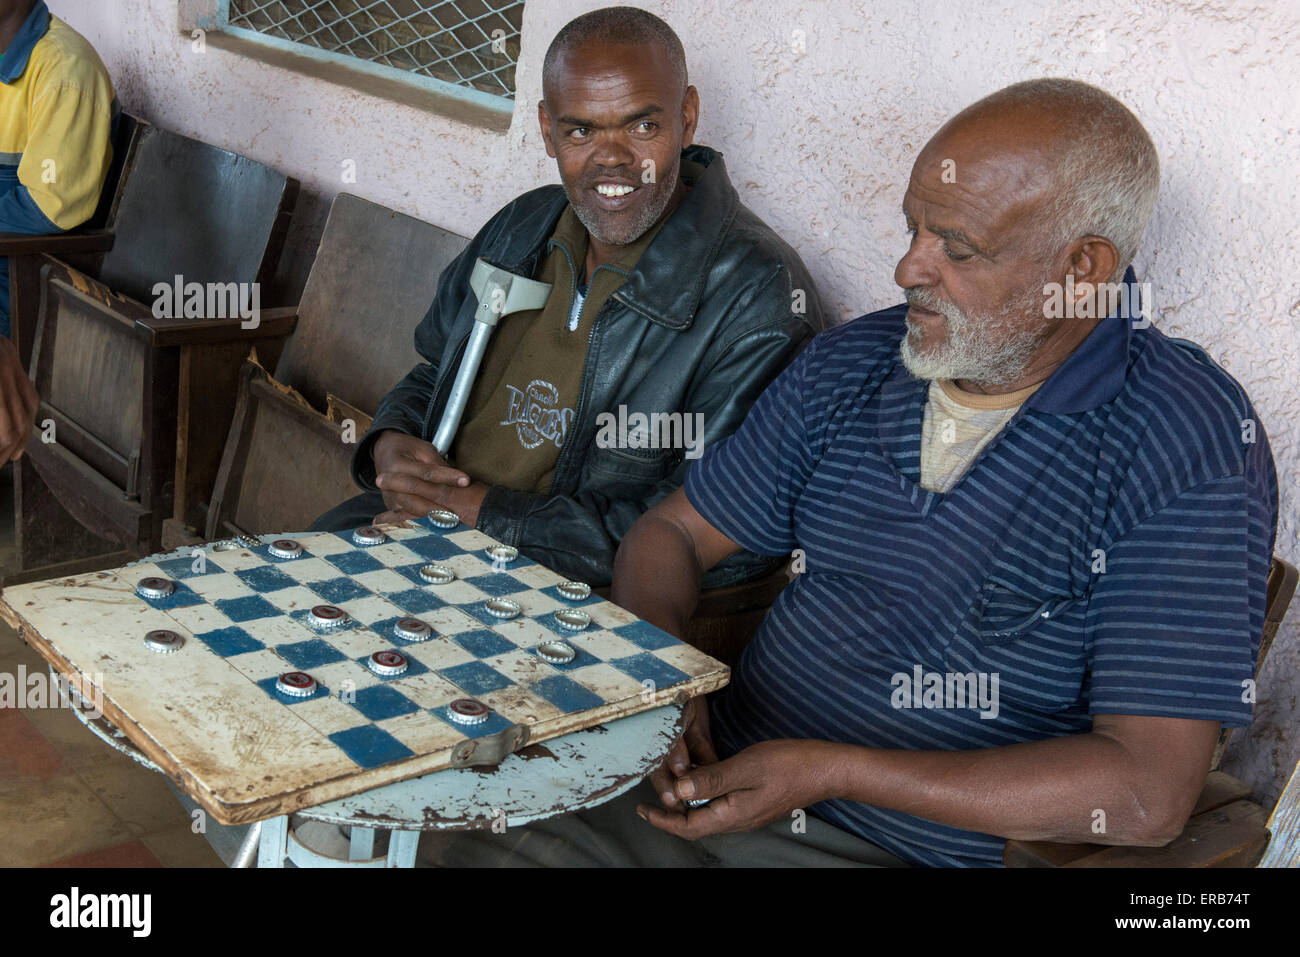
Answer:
[
  {"left": 943, "top": 580, "right": 1090, "bottom": 715},
  {"left": 975, "top": 582, "right": 1081, "bottom": 643}
]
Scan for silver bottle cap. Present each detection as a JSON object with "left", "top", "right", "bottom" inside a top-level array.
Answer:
[
  {"left": 555, "top": 609, "right": 591, "bottom": 632},
  {"left": 419, "top": 564, "right": 455, "bottom": 585},
  {"left": 394, "top": 617, "right": 433, "bottom": 641},
  {"left": 276, "top": 672, "right": 317, "bottom": 697},
  {"left": 485, "top": 545, "right": 518, "bottom": 564},
  {"left": 144, "top": 629, "right": 184, "bottom": 654},
  {"left": 136, "top": 577, "right": 176, "bottom": 600},
  {"left": 448, "top": 698, "right": 490, "bottom": 725},
  {"left": 427, "top": 509, "right": 459, "bottom": 529},
  {"left": 485, "top": 597, "right": 521, "bottom": 620},
  {"left": 310, "top": 605, "right": 348, "bottom": 628},
  {"left": 352, "top": 526, "right": 386, "bottom": 546},
  {"left": 268, "top": 539, "right": 303, "bottom": 559},
  {"left": 368, "top": 650, "right": 409, "bottom": 677},
  {"left": 536, "top": 640, "right": 576, "bottom": 664},
  {"left": 557, "top": 581, "right": 591, "bottom": 601}
]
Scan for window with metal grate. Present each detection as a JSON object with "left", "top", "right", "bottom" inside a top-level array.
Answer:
[{"left": 221, "top": 0, "right": 524, "bottom": 100}]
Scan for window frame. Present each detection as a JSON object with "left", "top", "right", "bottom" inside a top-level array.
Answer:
[{"left": 205, "top": 0, "right": 519, "bottom": 126}]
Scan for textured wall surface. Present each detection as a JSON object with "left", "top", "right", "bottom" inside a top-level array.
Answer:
[{"left": 56, "top": 0, "right": 1300, "bottom": 806}]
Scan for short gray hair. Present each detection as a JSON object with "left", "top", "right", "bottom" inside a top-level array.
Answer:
[{"left": 969, "top": 79, "right": 1160, "bottom": 277}]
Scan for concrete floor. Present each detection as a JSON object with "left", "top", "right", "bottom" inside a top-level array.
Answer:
[{"left": 0, "top": 463, "right": 222, "bottom": 867}]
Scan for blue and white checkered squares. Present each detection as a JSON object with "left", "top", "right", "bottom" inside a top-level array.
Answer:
[{"left": 117, "top": 519, "right": 724, "bottom": 773}]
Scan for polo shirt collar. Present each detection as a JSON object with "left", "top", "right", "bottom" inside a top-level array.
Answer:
[
  {"left": 1, "top": 1, "right": 49, "bottom": 84},
  {"left": 1025, "top": 265, "right": 1139, "bottom": 414}
]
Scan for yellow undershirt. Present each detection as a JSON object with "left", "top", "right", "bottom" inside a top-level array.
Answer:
[{"left": 918, "top": 378, "right": 1043, "bottom": 493}]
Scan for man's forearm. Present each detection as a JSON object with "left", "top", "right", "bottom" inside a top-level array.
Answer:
[
  {"left": 818, "top": 732, "right": 1198, "bottom": 846},
  {"left": 611, "top": 513, "right": 703, "bottom": 638}
]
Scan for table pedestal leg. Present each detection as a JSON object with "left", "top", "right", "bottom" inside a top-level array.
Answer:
[
  {"left": 387, "top": 829, "right": 419, "bottom": 868},
  {"left": 349, "top": 826, "right": 375, "bottom": 861},
  {"left": 258, "top": 815, "right": 289, "bottom": 868}
]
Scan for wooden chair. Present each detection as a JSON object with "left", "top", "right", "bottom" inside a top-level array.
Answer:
[
  {"left": 1004, "top": 555, "right": 1299, "bottom": 867},
  {"left": 2, "top": 119, "right": 300, "bottom": 584},
  {"left": 161, "top": 192, "right": 468, "bottom": 547}
]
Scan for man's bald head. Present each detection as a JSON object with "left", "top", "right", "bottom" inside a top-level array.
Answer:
[
  {"left": 542, "top": 6, "right": 688, "bottom": 105},
  {"left": 896, "top": 78, "right": 1161, "bottom": 390},
  {"left": 928, "top": 78, "right": 1160, "bottom": 276}
]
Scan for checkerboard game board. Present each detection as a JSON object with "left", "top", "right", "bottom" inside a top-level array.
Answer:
[{"left": 0, "top": 517, "right": 729, "bottom": 825}]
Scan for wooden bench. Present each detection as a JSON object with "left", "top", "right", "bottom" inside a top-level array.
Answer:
[
  {"left": 1004, "top": 555, "right": 1298, "bottom": 867},
  {"left": 1, "top": 118, "right": 299, "bottom": 585},
  {"left": 161, "top": 191, "right": 468, "bottom": 547}
]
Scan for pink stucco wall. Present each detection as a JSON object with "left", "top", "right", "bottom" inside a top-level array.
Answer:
[{"left": 54, "top": 0, "right": 1300, "bottom": 807}]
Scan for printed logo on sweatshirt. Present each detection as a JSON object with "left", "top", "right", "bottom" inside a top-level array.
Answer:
[{"left": 501, "top": 379, "right": 574, "bottom": 450}]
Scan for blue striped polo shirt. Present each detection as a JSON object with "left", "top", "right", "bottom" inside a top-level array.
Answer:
[{"left": 684, "top": 284, "right": 1279, "bottom": 867}]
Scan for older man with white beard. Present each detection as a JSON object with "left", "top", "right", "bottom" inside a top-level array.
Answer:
[
  {"left": 593, "top": 77, "right": 1280, "bottom": 868},
  {"left": 409, "top": 78, "right": 1278, "bottom": 869}
]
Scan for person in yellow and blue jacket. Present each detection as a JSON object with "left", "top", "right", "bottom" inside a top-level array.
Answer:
[{"left": 0, "top": 0, "right": 115, "bottom": 462}]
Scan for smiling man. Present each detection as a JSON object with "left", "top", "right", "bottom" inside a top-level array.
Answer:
[
  {"left": 312, "top": 6, "right": 823, "bottom": 590},
  {"left": 418, "top": 78, "right": 1278, "bottom": 869}
]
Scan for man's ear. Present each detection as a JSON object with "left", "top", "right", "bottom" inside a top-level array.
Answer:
[
  {"left": 1069, "top": 236, "right": 1122, "bottom": 288},
  {"left": 679, "top": 85, "right": 700, "bottom": 151},
  {"left": 1060, "top": 235, "right": 1123, "bottom": 317},
  {"left": 538, "top": 100, "right": 557, "bottom": 159}
]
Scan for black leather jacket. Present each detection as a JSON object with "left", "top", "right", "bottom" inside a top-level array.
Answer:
[{"left": 353, "top": 145, "right": 826, "bottom": 586}]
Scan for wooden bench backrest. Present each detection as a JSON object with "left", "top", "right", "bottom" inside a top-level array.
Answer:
[
  {"left": 95, "top": 120, "right": 298, "bottom": 305},
  {"left": 272, "top": 192, "right": 468, "bottom": 415},
  {"left": 206, "top": 362, "right": 360, "bottom": 540},
  {"left": 85, "top": 111, "right": 140, "bottom": 233}
]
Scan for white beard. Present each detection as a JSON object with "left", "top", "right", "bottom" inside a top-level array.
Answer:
[{"left": 899, "top": 286, "right": 1047, "bottom": 387}]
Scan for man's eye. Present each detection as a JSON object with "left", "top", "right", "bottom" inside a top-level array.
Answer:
[
  {"left": 946, "top": 247, "right": 973, "bottom": 262},
  {"left": 633, "top": 121, "right": 657, "bottom": 133},
  {"left": 569, "top": 127, "right": 590, "bottom": 138}
]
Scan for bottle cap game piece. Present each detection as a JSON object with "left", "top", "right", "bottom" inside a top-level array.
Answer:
[
  {"left": 485, "top": 597, "right": 521, "bottom": 619},
  {"left": 211, "top": 541, "right": 237, "bottom": 552},
  {"left": 555, "top": 609, "right": 591, "bottom": 632},
  {"left": 536, "top": 640, "right": 576, "bottom": 664},
  {"left": 136, "top": 577, "right": 176, "bottom": 600},
  {"left": 419, "top": 563, "right": 455, "bottom": 585},
  {"left": 144, "top": 629, "right": 184, "bottom": 654},
  {"left": 352, "top": 526, "right": 386, "bottom": 546},
  {"left": 394, "top": 617, "right": 433, "bottom": 641},
  {"left": 276, "top": 672, "right": 317, "bottom": 697},
  {"left": 427, "top": 509, "right": 459, "bottom": 529},
  {"left": 448, "top": 698, "right": 490, "bottom": 725},
  {"left": 236, "top": 534, "right": 261, "bottom": 548},
  {"left": 268, "top": 539, "right": 304, "bottom": 559},
  {"left": 485, "top": 545, "right": 518, "bottom": 563},
  {"left": 368, "top": 650, "right": 409, "bottom": 677},
  {"left": 310, "top": 605, "right": 348, "bottom": 627},
  {"left": 557, "top": 581, "right": 591, "bottom": 601}
]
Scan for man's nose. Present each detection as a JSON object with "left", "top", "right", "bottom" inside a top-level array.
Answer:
[
  {"left": 895, "top": 235, "right": 941, "bottom": 291},
  {"left": 590, "top": 133, "right": 638, "bottom": 170}
]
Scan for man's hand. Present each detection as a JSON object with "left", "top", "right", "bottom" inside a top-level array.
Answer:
[
  {"left": 646, "top": 696, "right": 718, "bottom": 811},
  {"left": 0, "top": 336, "right": 38, "bottom": 463},
  {"left": 371, "top": 429, "right": 488, "bottom": 526},
  {"left": 637, "top": 738, "right": 839, "bottom": 839}
]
